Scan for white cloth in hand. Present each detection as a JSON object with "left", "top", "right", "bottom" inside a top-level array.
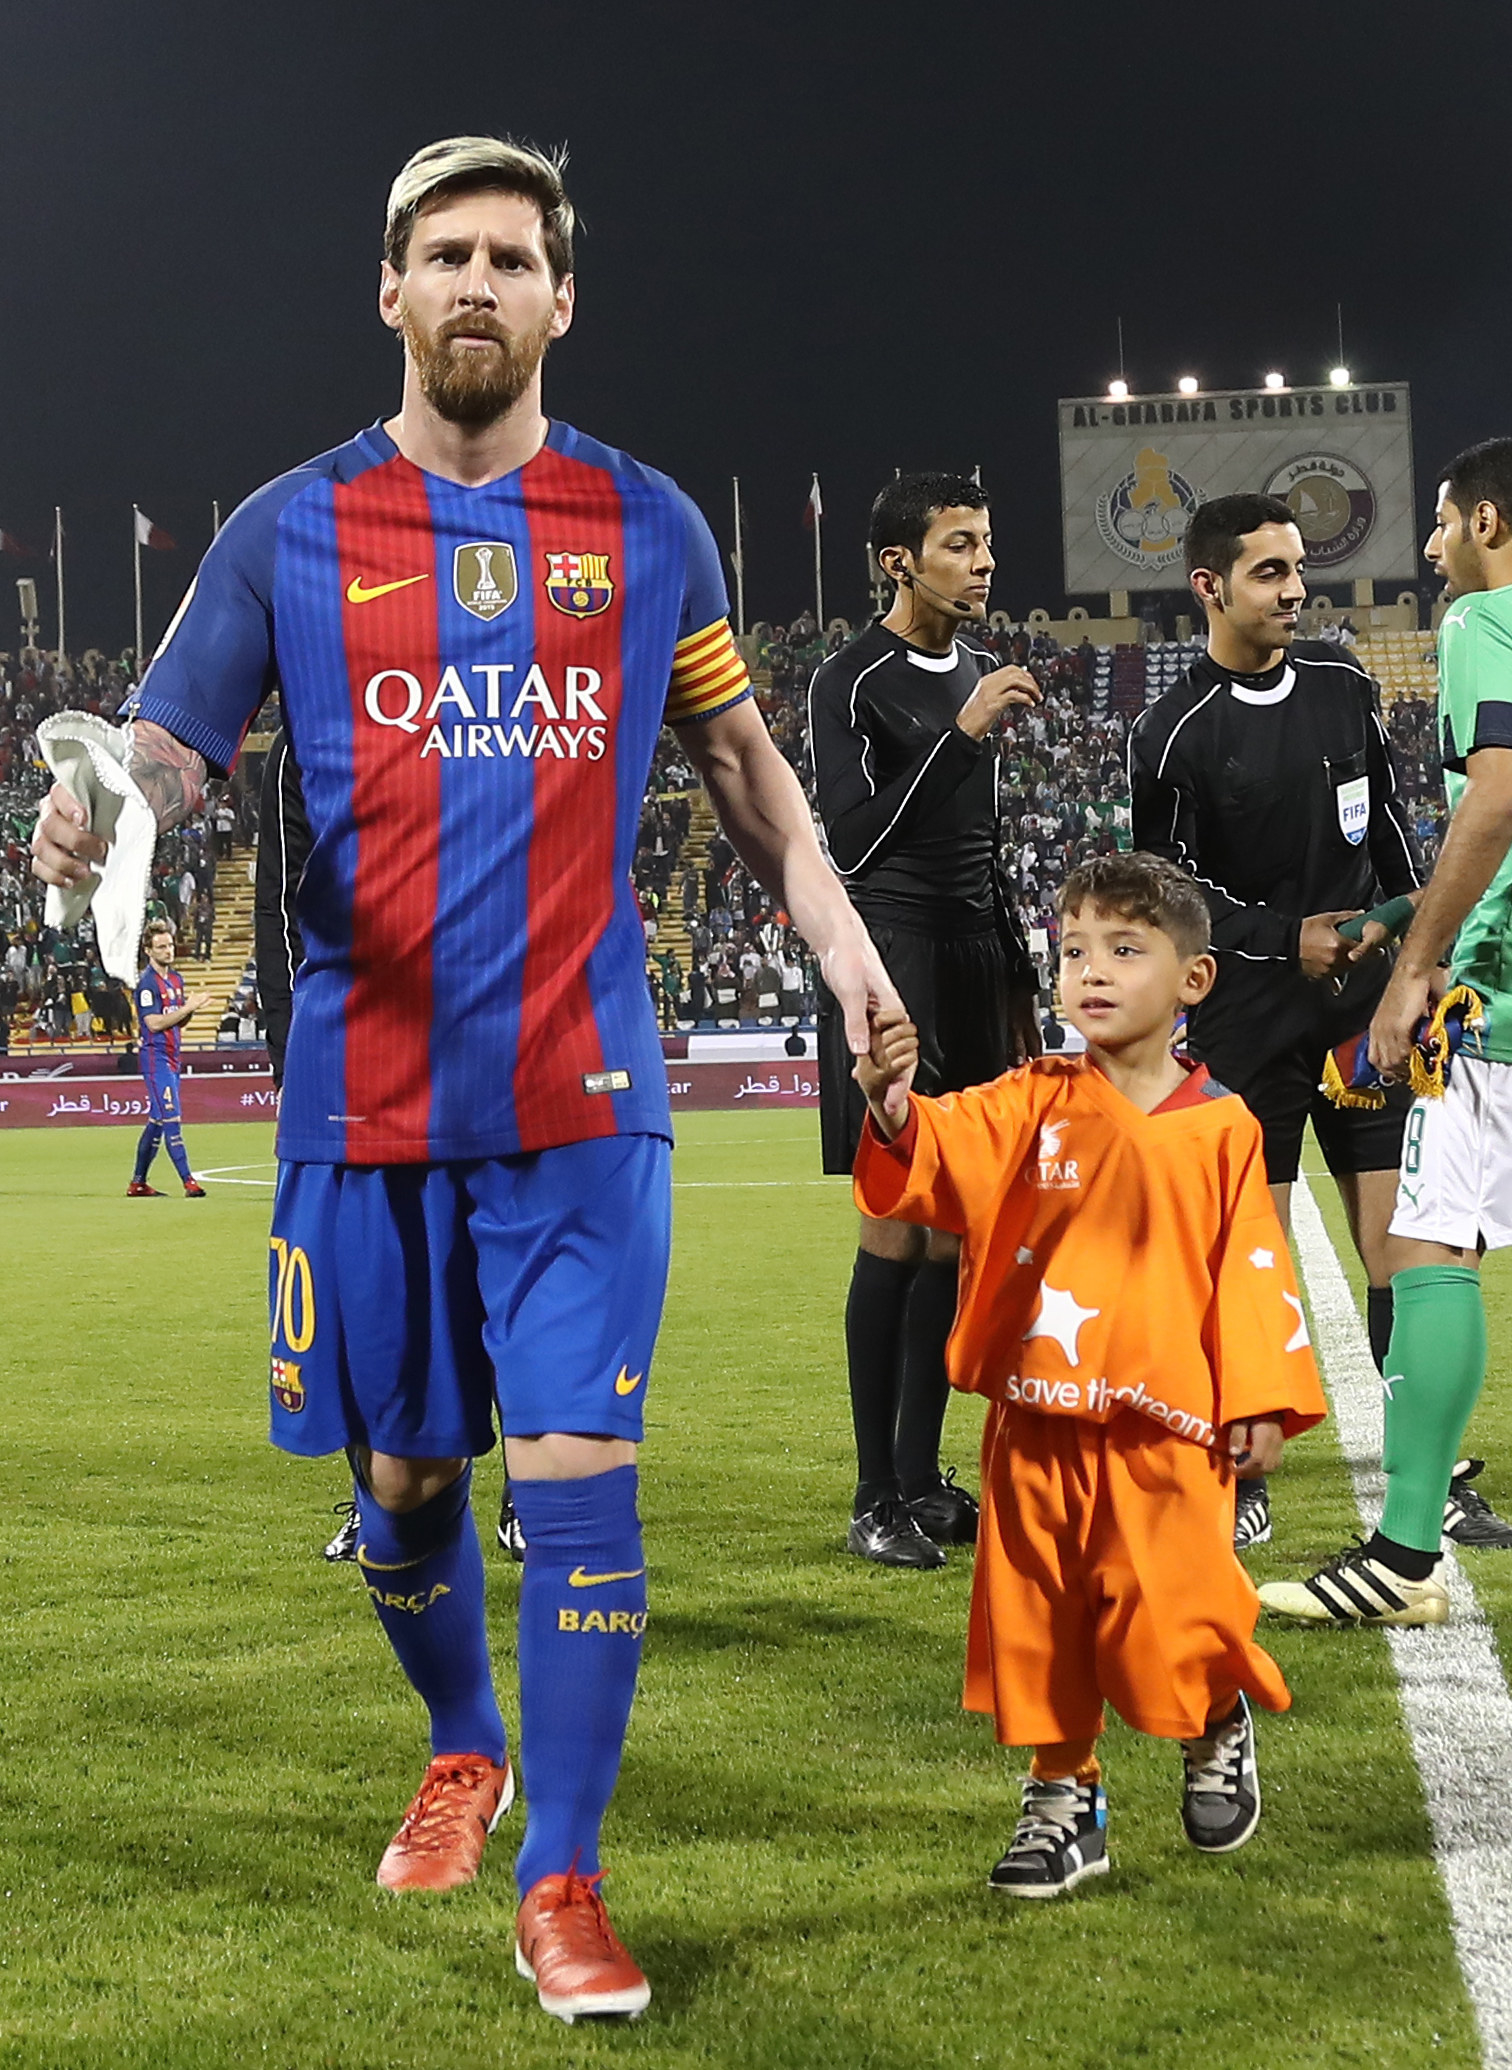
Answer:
[{"left": 37, "top": 711, "right": 157, "bottom": 983}]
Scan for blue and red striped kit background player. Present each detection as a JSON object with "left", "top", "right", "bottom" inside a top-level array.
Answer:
[
  {"left": 127, "top": 921, "right": 210, "bottom": 1197},
  {"left": 76, "top": 133, "right": 895, "bottom": 2023}
]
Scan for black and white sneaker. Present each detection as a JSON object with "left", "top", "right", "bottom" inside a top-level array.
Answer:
[
  {"left": 1233, "top": 1477, "right": 1272, "bottom": 1551},
  {"left": 989, "top": 1774, "right": 1109, "bottom": 1897},
  {"left": 1257, "top": 1541, "right": 1449, "bottom": 1626},
  {"left": 323, "top": 1500, "right": 359, "bottom": 1563},
  {"left": 1444, "top": 1459, "right": 1512, "bottom": 1549},
  {"left": 846, "top": 1497, "right": 947, "bottom": 1569},
  {"left": 497, "top": 1488, "right": 527, "bottom": 1561},
  {"left": 1180, "top": 1696, "right": 1260, "bottom": 1853},
  {"left": 908, "top": 1468, "right": 979, "bottom": 1545}
]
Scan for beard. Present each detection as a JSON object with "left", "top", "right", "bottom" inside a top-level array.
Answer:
[{"left": 401, "top": 303, "right": 554, "bottom": 427}]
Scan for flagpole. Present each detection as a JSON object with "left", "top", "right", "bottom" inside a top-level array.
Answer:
[
  {"left": 133, "top": 505, "right": 143, "bottom": 663},
  {"left": 211, "top": 499, "right": 221, "bottom": 537},
  {"left": 54, "top": 508, "right": 65, "bottom": 658},
  {"left": 732, "top": 475, "right": 746, "bottom": 638},
  {"left": 811, "top": 473, "right": 824, "bottom": 630}
]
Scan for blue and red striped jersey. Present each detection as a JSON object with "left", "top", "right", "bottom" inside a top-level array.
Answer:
[
  {"left": 136, "top": 964, "right": 185, "bottom": 1071},
  {"left": 131, "top": 420, "right": 751, "bottom": 1164}
]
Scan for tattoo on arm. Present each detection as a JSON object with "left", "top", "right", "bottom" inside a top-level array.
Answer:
[{"left": 125, "top": 719, "right": 207, "bottom": 832}]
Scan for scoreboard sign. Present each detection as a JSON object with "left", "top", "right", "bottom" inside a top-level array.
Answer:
[{"left": 1059, "top": 383, "right": 1415, "bottom": 594}]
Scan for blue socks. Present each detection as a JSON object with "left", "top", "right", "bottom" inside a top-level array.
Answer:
[
  {"left": 355, "top": 1465, "right": 506, "bottom": 1764},
  {"left": 133, "top": 1121, "right": 191, "bottom": 1182},
  {"left": 161, "top": 1120, "right": 193, "bottom": 1182},
  {"left": 511, "top": 1464, "right": 646, "bottom": 1894}
]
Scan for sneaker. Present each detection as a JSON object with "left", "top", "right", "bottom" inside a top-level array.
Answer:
[
  {"left": 515, "top": 1869, "right": 651, "bottom": 2024},
  {"left": 1233, "top": 1478, "right": 1272, "bottom": 1551},
  {"left": 497, "top": 1487, "right": 527, "bottom": 1561},
  {"left": 907, "top": 1467, "right": 979, "bottom": 1545},
  {"left": 323, "top": 1500, "right": 359, "bottom": 1562},
  {"left": 126, "top": 1179, "right": 163, "bottom": 1197},
  {"left": 846, "top": 1496, "right": 947, "bottom": 1570},
  {"left": 988, "top": 1774, "right": 1109, "bottom": 1897},
  {"left": 1257, "top": 1541, "right": 1450, "bottom": 1627},
  {"left": 1180, "top": 1696, "right": 1260, "bottom": 1853},
  {"left": 375, "top": 1754, "right": 515, "bottom": 1893},
  {"left": 1444, "top": 1459, "right": 1512, "bottom": 1549},
  {"left": 183, "top": 1179, "right": 207, "bottom": 1197}
]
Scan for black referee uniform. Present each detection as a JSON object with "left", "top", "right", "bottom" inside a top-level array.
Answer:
[
  {"left": 808, "top": 621, "right": 1035, "bottom": 1172},
  {"left": 808, "top": 619, "right": 1036, "bottom": 1552},
  {"left": 1129, "top": 639, "right": 1420, "bottom": 1184}
]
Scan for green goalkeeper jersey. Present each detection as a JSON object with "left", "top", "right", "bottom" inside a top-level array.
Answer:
[{"left": 1437, "top": 584, "right": 1512, "bottom": 1061}]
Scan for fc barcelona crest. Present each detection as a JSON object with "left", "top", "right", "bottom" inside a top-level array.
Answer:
[
  {"left": 271, "top": 1357, "right": 305, "bottom": 1413},
  {"left": 453, "top": 541, "right": 519, "bottom": 621},
  {"left": 544, "top": 551, "right": 614, "bottom": 619}
]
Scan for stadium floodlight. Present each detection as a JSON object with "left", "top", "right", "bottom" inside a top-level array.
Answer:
[
  {"left": 1107, "top": 378, "right": 1129, "bottom": 400},
  {"left": 1264, "top": 370, "right": 1287, "bottom": 391},
  {"left": 1177, "top": 376, "right": 1199, "bottom": 395},
  {"left": 1330, "top": 365, "right": 1352, "bottom": 387}
]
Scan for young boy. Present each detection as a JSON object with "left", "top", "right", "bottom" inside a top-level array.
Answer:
[{"left": 853, "top": 853, "right": 1328, "bottom": 1895}]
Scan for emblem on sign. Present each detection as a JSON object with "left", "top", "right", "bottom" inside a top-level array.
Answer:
[
  {"left": 1263, "top": 453, "right": 1377, "bottom": 569},
  {"left": 545, "top": 551, "right": 614, "bottom": 618},
  {"left": 1336, "top": 774, "right": 1370, "bottom": 846},
  {"left": 453, "top": 542, "right": 519, "bottom": 621}
]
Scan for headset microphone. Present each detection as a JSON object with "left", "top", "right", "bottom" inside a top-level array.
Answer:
[{"left": 902, "top": 569, "right": 976, "bottom": 616}]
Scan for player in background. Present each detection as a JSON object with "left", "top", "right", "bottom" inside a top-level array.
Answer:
[
  {"left": 1126, "top": 497, "right": 1512, "bottom": 1555},
  {"left": 34, "top": 135, "right": 896, "bottom": 2024},
  {"left": 254, "top": 728, "right": 524, "bottom": 1565},
  {"left": 853, "top": 853, "right": 1326, "bottom": 1893},
  {"left": 127, "top": 920, "right": 211, "bottom": 1198},
  {"left": 1262, "top": 440, "right": 1512, "bottom": 1626},
  {"left": 808, "top": 476, "right": 1041, "bottom": 1569}
]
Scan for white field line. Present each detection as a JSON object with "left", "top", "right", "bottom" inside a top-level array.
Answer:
[{"left": 1294, "top": 1176, "right": 1512, "bottom": 2067}]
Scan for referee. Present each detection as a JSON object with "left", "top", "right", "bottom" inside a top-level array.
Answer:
[
  {"left": 1129, "top": 493, "right": 1441, "bottom": 1548},
  {"left": 809, "top": 472, "right": 1040, "bottom": 1569}
]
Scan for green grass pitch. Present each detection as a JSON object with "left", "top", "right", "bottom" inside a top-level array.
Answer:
[{"left": 3, "top": 1115, "right": 1510, "bottom": 2068}]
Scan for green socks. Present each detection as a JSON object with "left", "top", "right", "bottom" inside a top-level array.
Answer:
[{"left": 1379, "top": 1265, "right": 1486, "bottom": 1554}]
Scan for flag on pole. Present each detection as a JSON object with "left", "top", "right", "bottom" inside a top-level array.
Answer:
[
  {"left": 134, "top": 510, "right": 176, "bottom": 551},
  {"left": 1, "top": 530, "right": 37, "bottom": 557},
  {"left": 801, "top": 477, "right": 823, "bottom": 529}
]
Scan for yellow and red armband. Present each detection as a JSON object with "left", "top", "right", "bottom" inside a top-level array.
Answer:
[{"left": 663, "top": 619, "right": 752, "bottom": 725}]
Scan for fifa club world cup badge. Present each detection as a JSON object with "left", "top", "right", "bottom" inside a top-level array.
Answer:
[
  {"left": 544, "top": 551, "right": 614, "bottom": 619},
  {"left": 453, "top": 542, "right": 519, "bottom": 621}
]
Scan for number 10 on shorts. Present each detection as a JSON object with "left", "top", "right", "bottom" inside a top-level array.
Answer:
[{"left": 269, "top": 1235, "right": 317, "bottom": 1353}]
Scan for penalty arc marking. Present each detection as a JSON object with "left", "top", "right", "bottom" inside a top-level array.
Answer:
[{"left": 1294, "top": 1177, "right": 1512, "bottom": 2068}]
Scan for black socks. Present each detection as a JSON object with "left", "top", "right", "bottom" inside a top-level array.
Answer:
[
  {"left": 846, "top": 1250, "right": 917, "bottom": 1511},
  {"left": 1366, "top": 1284, "right": 1394, "bottom": 1374},
  {"left": 895, "top": 1259, "right": 961, "bottom": 1500}
]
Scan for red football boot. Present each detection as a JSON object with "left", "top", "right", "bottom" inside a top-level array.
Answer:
[
  {"left": 126, "top": 1180, "right": 163, "bottom": 1197},
  {"left": 183, "top": 1180, "right": 207, "bottom": 1197},
  {"left": 515, "top": 1869, "right": 651, "bottom": 2023},
  {"left": 375, "top": 1754, "right": 514, "bottom": 1893}
]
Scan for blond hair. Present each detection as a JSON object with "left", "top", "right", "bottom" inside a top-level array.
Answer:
[{"left": 384, "top": 135, "right": 574, "bottom": 282}]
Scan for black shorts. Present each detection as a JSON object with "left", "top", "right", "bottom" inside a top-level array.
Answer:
[
  {"left": 1196, "top": 1032, "right": 1409, "bottom": 1186},
  {"left": 819, "top": 923, "right": 1014, "bottom": 1175}
]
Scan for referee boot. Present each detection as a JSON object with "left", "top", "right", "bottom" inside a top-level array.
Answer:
[
  {"left": 1444, "top": 1459, "right": 1512, "bottom": 1549},
  {"left": 907, "top": 1468, "right": 979, "bottom": 1545},
  {"left": 847, "top": 1493, "right": 946, "bottom": 1570}
]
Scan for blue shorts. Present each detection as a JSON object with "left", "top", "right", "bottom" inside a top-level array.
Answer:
[
  {"left": 266, "top": 1134, "right": 671, "bottom": 1459},
  {"left": 141, "top": 1063, "right": 181, "bottom": 1123}
]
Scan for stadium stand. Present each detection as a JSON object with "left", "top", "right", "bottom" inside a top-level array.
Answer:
[{"left": 0, "top": 618, "right": 1446, "bottom": 1057}]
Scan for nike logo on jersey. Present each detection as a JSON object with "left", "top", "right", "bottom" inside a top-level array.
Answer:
[
  {"left": 614, "top": 1366, "right": 644, "bottom": 1395},
  {"left": 346, "top": 573, "right": 431, "bottom": 604},
  {"left": 568, "top": 1565, "right": 645, "bottom": 1589}
]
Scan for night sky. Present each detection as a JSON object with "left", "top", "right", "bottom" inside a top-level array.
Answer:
[{"left": 3, "top": 3, "right": 1510, "bottom": 653}]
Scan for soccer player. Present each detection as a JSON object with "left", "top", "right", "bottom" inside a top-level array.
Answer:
[
  {"left": 1261, "top": 440, "right": 1512, "bottom": 1626},
  {"left": 127, "top": 920, "right": 211, "bottom": 1198},
  {"left": 854, "top": 853, "right": 1327, "bottom": 1893},
  {"left": 32, "top": 135, "right": 894, "bottom": 2023},
  {"left": 1127, "top": 495, "right": 1479, "bottom": 1553},
  {"left": 808, "top": 475, "right": 1041, "bottom": 1568}
]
